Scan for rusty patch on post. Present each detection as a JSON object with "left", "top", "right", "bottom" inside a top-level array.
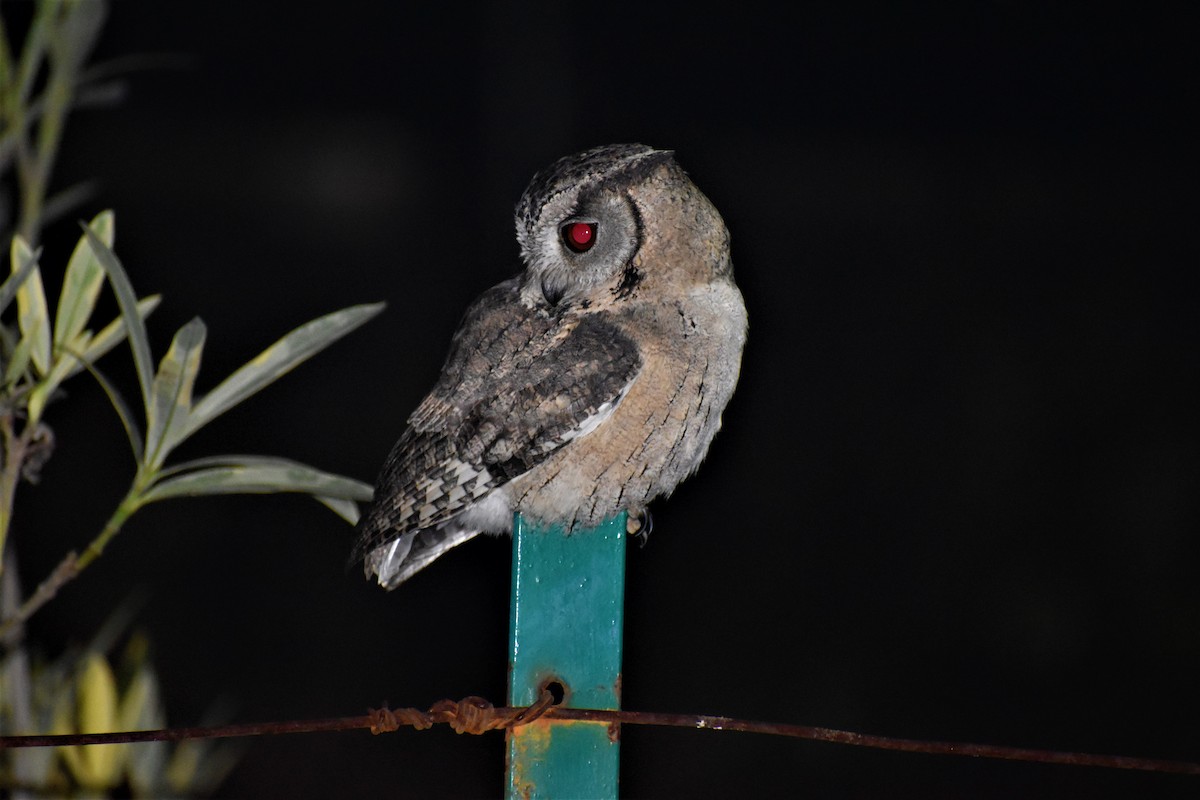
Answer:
[{"left": 508, "top": 718, "right": 553, "bottom": 797}]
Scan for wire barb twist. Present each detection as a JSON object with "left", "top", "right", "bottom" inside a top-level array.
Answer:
[{"left": 367, "top": 690, "right": 555, "bottom": 737}]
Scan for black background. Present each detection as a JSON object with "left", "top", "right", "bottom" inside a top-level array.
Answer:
[{"left": 5, "top": 2, "right": 1196, "bottom": 797}]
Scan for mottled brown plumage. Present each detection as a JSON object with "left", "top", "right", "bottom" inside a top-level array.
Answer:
[{"left": 354, "top": 144, "right": 746, "bottom": 588}]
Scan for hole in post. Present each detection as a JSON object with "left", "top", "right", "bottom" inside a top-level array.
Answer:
[{"left": 541, "top": 679, "right": 566, "bottom": 705}]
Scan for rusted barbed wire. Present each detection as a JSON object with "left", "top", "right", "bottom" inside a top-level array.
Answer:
[
  {"left": 2, "top": 690, "right": 1198, "bottom": 776},
  {"left": 368, "top": 691, "right": 557, "bottom": 735}
]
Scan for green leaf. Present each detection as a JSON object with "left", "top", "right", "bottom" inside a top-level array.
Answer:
[
  {"left": 51, "top": 651, "right": 126, "bottom": 789},
  {"left": 140, "top": 456, "right": 374, "bottom": 516},
  {"left": 144, "top": 318, "right": 206, "bottom": 470},
  {"left": 26, "top": 329, "right": 91, "bottom": 423},
  {"left": 10, "top": 236, "right": 51, "bottom": 375},
  {"left": 62, "top": 295, "right": 162, "bottom": 380},
  {"left": 315, "top": 495, "right": 363, "bottom": 525},
  {"left": 0, "top": 241, "right": 41, "bottom": 316},
  {"left": 54, "top": 210, "right": 114, "bottom": 350},
  {"left": 70, "top": 349, "right": 145, "bottom": 462},
  {"left": 121, "top": 665, "right": 168, "bottom": 795},
  {"left": 83, "top": 225, "right": 154, "bottom": 417},
  {"left": 27, "top": 293, "right": 160, "bottom": 426},
  {"left": 182, "top": 302, "right": 384, "bottom": 441},
  {"left": 3, "top": 336, "right": 32, "bottom": 387},
  {"left": 49, "top": 0, "right": 108, "bottom": 74}
]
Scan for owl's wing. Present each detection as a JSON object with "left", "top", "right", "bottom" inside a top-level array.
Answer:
[{"left": 352, "top": 277, "right": 642, "bottom": 586}]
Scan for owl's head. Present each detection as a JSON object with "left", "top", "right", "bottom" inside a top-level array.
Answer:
[{"left": 514, "top": 144, "right": 729, "bottom": 308}]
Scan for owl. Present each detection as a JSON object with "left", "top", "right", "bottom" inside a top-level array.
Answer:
[{"left": 353, "top": 144, "right": 747, "bottom": 589}]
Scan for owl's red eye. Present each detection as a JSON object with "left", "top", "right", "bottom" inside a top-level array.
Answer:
[{"left": 562, "top": 221, "right": 596, "bottom": 253}]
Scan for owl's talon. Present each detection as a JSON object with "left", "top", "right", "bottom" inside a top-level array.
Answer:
[{"left": 627, "top": 508, "right": 653, "bottom": 548}]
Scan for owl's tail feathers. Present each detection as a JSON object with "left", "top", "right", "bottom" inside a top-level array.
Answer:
[{"left": 364, "top": 526, "right": 481, "bottom": 590}]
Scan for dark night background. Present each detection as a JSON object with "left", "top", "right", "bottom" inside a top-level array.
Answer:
[{"left": 4, "top": 2, "right": 1196, "bottom": 797}]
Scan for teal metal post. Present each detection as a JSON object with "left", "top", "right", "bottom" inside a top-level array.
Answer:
[{"left": 506, "top": 512, "right": 626, "bottom": 799}]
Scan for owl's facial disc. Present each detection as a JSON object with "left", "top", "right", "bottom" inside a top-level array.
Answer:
[{"left": 533, "top": 190, "right": 641, "bottom": 307}]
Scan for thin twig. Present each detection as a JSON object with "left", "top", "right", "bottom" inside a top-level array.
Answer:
[
  {"left": 0, "top": 550, "right": 77, "bottom": 641},
  {"left": 1, "top": 693, "right": 1197, "bottom": 777}
]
